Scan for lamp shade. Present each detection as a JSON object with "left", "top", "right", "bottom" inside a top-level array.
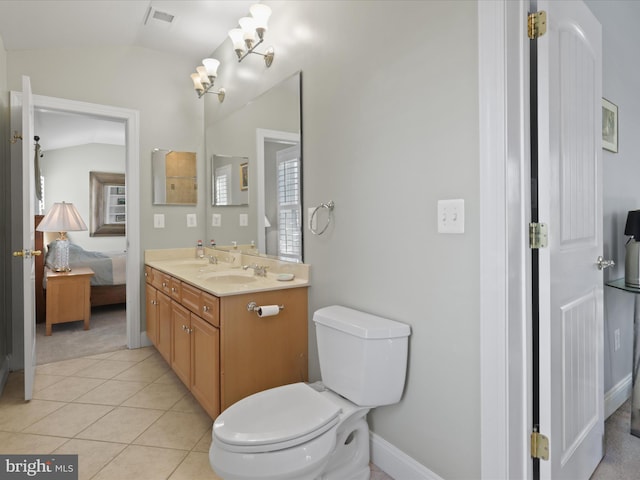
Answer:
[
  {"left": 625, "top": 210, "right": 640, "bottom": 239},
  {"left": 250, "top": 4, "right": 271, "bottom": 30},
  {"left": 37, "top": 202, "right": 87, "bottom": 234}
]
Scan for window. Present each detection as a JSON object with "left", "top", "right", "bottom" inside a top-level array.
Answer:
[
  {"left": 276, "top": 146, "right": 301, "bottom": 262},
  {"left": 215, "top": 165, "right": 232, "bottom": 205}
]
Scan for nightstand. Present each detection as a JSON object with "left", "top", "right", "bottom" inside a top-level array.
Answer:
[{"left": 45, "top": 267, "right": 94, "bottom": 336}]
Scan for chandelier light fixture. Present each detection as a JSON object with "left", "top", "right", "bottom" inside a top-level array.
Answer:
[
  {"left": 228, "top": 4, "right": 274, "bottom": 67},
  {"left": 191, "top": 57, "right": 226, "bottom": 101}
]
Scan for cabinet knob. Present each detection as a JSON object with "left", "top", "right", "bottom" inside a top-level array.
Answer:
[
  {"left": 172, "top": 287, "right": 177, "bottom": 293},
  {"left": 203, "top": 305, "right": 209, "bottom": 312},
  {"left": 162, "top": 282, "right": 168, "bottom": 287}
]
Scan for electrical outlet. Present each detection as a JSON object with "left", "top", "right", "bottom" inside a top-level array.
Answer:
[
  {"left": 186, "top": 213, "right": 197, "bottom": 228},
  {"left": 153, "top": 214, "right": 165, "bottom": 229},
  {"left": 614, "top": 329, "right": 621, "bottom": 351},
  {"left": 212, "top": 214, "right": 222, "bottom": 227},
  {"left": 239, "top": 214, "right": 249, "bottom": 227},
  {"left": 438, "top": 199, "right": 465, "bottom": 234}
]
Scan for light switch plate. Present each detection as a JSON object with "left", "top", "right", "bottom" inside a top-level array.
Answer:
[
  {"left": 153, "top": 214, "right": 165, "bottom": 229},
  {"left": 212, "top": 214, "right": 222, "bottom": 227},
  {"left": 187, "top": 213, "right": 197, "bottom": 228},
  {"left": 239, "top": 214, "right": 249, "bottom": 227},
  {"left": 438, "top": 199, "right": 465, "bottom": 234}
]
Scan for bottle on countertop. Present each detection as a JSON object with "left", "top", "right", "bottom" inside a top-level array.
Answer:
[
  {"left": 196, "top": 240, "right": 204, "bottom": 258},
  {"left": 210, "top": 239, "right": 216, "bottom": 248}
]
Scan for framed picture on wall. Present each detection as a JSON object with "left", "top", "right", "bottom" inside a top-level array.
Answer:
[
  {"left": 602, "top": 98, "right": 618, "bottom": 153},
  {"left": 240, "top": 162, "right": 248, "bottom": 191}
]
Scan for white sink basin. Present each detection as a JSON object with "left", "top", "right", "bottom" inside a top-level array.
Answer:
[
  {"left": 203, "top": 274, "right": 257, "bottom": 285},
  {"left": 164, "top": 259, "right": 211, "bottom": 268}
]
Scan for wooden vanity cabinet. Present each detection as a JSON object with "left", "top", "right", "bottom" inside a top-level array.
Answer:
[{"left": 145, "top": 265, "right": 307, "bottom": 419}]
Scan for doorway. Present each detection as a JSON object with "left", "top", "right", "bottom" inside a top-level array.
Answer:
[
  {"left": 34, "top": 108, "right": 128, "bottom": 363},
  {"left": 10, "top": 91, "right": 141, "bottom": 372}
]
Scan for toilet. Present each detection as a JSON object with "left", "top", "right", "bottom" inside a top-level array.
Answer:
[{"left": 209, "top": 305, "right": 411, "bottom": 480}]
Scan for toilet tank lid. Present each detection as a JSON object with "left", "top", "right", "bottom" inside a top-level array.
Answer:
[{"left": 313, "top": 305, "right": 411, "bottom": 339}]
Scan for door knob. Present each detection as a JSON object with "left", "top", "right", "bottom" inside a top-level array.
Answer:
[{"left": 596, "top": 256, "right": 615, "bottom": 270}]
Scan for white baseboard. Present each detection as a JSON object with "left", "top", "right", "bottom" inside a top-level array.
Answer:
[
  {"left": 605, "top": 373, "right": 632, "bottom": 419},
  {"left": 370, "top": 432, "right": 443, "bottom": 480},
  {"left": 0, "top": 355, "right": 10, "bottom": 396}
]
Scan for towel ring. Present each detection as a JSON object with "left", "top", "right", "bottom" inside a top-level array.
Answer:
[{"left": 310, "top": 201, "right": 335, "bottom": 236}]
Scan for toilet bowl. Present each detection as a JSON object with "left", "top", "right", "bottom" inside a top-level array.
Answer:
[{"left": 209, "top": 305, "right": 411, "bottom": 480}]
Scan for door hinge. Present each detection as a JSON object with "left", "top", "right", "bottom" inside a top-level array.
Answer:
[
  {"left": 528, "top": 11, "right": 547, "bottom": 39},
  {"left": 529, "top": 222, "right": 548, "bottom": 249},
  {"left": 531, "top": 430, "right": 550, "bottom": 460}
]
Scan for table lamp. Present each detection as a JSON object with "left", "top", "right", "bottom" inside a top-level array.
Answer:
[
  {"left": 36, "top": 201, "right": 87, "bottom": 272},
  {"left": 625, "top": 210, "right": 640, "bottom": 287}
]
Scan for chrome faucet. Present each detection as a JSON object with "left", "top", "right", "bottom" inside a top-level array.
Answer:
[
  {"left": 243, "top": 264, "right": 268, "bottom": 277},
  {"left": 207, "top": 255, "right": 218, "bottom": 264}
]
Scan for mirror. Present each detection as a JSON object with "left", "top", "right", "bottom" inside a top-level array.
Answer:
[
  {"left": 212, "top": 155, "right": 249, "bottom": 206},
  {"left": 152, "top": 149, "right": 197, "bottom": 205},
  {"left": 206, "top": 72, "right": 302, "bottom": 261},
  {"left": 89, "top": 171, "right": 125, "bottom": 237}
]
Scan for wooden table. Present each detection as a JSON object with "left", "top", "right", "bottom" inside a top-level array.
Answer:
[{"left": 45, "top": 267, "right": 94, "bottom": 336}]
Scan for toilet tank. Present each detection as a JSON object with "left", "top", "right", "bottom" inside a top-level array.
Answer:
[{"left": 313, "top": 305, "right": 411, "bottom": 407}]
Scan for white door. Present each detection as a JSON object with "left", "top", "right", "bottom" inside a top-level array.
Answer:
[
  {"left": 536, "top": 1, "right": 604, "bottom": 478},
  {"left": 19, "top": 75, "right": 37, "bottom": 400}
]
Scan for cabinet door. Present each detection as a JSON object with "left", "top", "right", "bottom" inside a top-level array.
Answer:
[
  {"left": 220, "top": 288, "right": 308, "bottom": 409},
  {"left": 171, "top": 301, "right": 191, "bottom": 386},
  {"left": 145, "top": 284, "right": 158, "bottom": 346},
  {"left": 190, "top": 314, "right": 220, "bottom": 419},
  {"left": 157, "top": 291, "right": 172, "bottom": 363}
]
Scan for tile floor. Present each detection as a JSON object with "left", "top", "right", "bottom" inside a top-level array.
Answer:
[{"left": 0, "top": 347, "right": 394, "bottom": 480}]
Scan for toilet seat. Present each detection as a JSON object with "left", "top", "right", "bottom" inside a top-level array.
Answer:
[{"left": 213, "top": 382, "right": 342, "bottom": 453}]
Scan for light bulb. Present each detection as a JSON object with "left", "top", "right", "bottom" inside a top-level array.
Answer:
[
  {"left": 250, "top": 4, "right": 271, "bottom": 30},
  {"left": 190, "top": 73, "right": 203, "bottom": 93},
  {"left": 202, "top": 58, "right": 220, "bottom": 78},
  {"left": 228, "top": 28, "right": 245, "bottom": 53},
  {"left": 239, "top": 17, "right": 256, "bottom": 42},
  {"left": 196, "top": 66, "right": 210, "bottom": 86}
]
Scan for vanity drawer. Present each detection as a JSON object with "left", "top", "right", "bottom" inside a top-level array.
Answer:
[
  {"left": 151, "top": 269, "right": 172, "bottom": 294},
  {"left": 170, "top": 278, "right": 182, "bottom": 301},
  {"left": 144, "top": 266, "right": 153, "bottom": 284},
  {"left": 201, "top": 292, "right": 220, "bottom": 327},
  {"left": 181, "top": 283, "right": 220, "bottom": 327},
  {"left": 181, "top": 282, "right": 202, "bottom": 314}
]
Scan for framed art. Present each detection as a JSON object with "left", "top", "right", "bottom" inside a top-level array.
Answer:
[
  {"left": 240, "top": 162, "right": 248, "bottom": 190},
  {"left": 602, "top": 98, "right": 618, "bottom": 153}
]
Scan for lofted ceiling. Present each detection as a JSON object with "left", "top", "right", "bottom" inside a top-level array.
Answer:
[{"left": 0, "top": 0, "right": 258, "bottom": 150}]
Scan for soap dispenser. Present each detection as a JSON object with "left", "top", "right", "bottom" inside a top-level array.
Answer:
[{"left": 196, "top": 240, "right": 204, "bottom": 258}]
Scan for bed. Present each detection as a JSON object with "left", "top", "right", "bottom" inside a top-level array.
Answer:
[{"left": 35, "top": 215, "right": 127, "bottom": 323}]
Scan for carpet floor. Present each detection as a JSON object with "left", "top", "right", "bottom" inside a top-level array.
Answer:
[
  {"left": 591, "top": 399, "right": 640, "bottom": 479},
  {"left": 36, "top": 304, "right": 127, "bottom": 365}
]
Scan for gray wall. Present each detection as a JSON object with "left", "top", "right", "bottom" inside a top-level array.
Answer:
[
  {"left": 3, "top": 1, "right": 480, "bottom": 478},
  {"left": 207, "top": 2, "right": 480, "bottom": 477},
  {"left": 585, "top": 0, "right": 640, "bottom": 396},
  {"left": 40, "top": 143, "right": 126, "bottom": 252}
]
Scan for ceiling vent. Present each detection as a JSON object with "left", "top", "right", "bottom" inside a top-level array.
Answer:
[{"left": 144, "top": 7, "right": 175, "bottom": 26}]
